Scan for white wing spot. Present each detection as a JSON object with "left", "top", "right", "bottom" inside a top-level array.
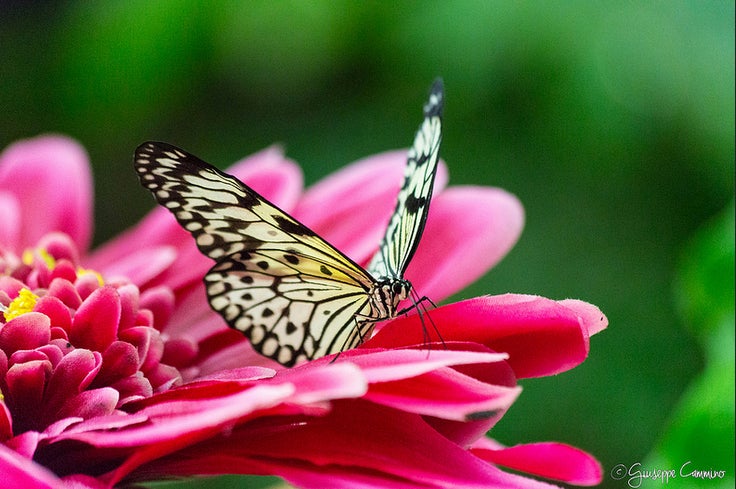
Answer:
[{"left": 197, "top": 234, "right": 215, "bottom": 247}]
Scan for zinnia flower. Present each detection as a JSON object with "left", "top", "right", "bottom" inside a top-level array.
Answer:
[{"left": 1, "top": 135, "right": 607, "bottom": 488}]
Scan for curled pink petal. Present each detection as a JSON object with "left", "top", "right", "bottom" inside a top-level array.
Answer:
[
  {"left": 405, "top": 187, "right": 524, "bottom": 301},
  {"left": 56, "top": 388, "right": 119, "bottom": 420},
  {"left": 33, "top": 296, "right": 73, "bottom": 331},
  {"left": 5, "top": 360, "right": 51, "bottom": 423},
  {"left": 367, "top": 295, "right": 592, "bottom": 378},
  {"left": 470, "top": 439, "right": 603, "bottom": 486},
  {"left": 97, "top": 341, "right": 140, "bottom": 384},
  {"left": 0, "top": 135, "right": 92, "bottom": 252},
  {"left": 44, "top": 349, "right": 103, "bottom": 415},
  {"left": 365, "top": 365, "right": 520, "bottom": 420},
  {"left": 558, "top": 299, "right": 608, "bottom": 336},
  {"left": 0, "top": 276, "right": 24, "bottom": 298},
  {"left": 46, "top": 278, "right": 83, "bottom": 309},
  {"left": 138, "top": 286, "right": 175, "bottom": 332},
  {"left": 69, "top": 287, "right": 121, "bottom": 352},
  {"left": 116, "top": 284, "right": 140, "bottom": 331},
  {"left": 0, "top": 312, "right": 51, "bottom": 352}
]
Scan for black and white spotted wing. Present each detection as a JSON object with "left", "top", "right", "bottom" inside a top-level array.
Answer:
[
  {"left": 367, "top": 78, "right": 443, "bottom": 280},
  {"left": 133, "top": 80, "right": 444, "bottom": 367},
  {"left": 134, "top": 142, "right": 384, "bottom": 366}
]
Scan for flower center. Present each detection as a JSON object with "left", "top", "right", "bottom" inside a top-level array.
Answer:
[
  {"left": 2, "top": 287, "right": 39, "bottom": 321},
  {"left": 1, "top": 232, "right": 182, "bottom": 437}
]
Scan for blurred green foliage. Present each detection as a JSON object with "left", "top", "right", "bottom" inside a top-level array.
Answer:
[
  {"left": 1, "top": 2, "right": 733, "bottom": 488},
  {"left": 642, "top": 204, "right": 734, "bottom": 489}
]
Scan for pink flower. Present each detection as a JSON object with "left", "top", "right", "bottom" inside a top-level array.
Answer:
[{"left": 1, "top": 135, "right": 607, "bottom": 488}]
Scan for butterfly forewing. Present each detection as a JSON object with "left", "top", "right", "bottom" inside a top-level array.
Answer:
[
  {"left": 367, "top": 78, "right": 444, "bottom": 280},
  {"left": 134, "top": 142, "right": 376, "bottom": 366}
]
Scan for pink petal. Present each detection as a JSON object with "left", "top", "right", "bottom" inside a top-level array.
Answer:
[
  {"left": 61, "top": 474, "right": 110, "bottom": 489},
  {"left": 0, "top": 312, "right": 51, "bottom": 352},
  {"left": 269, "top": 362, "right": 368, "bottom": 404},
  {"left": 111, "top": 374, "right": 153, "bottom": 404},
  {"left": 97, "top": 341, "right": 140, "bottom": 384},
  {"left": 194, "top": 335, "right": 281, "bottom": 377},
  {"left": 364, "top": 363, "right": 520, "bottom": 420},
  {"left": 0, "top": 276, "right": 24, "bottom": 298},
  {"left": 471, "top": 439, "right": 603, "bottom": 486},
  {"left": 115, "top": 284, "right": 140, "bottom": 331},
  {"left": 74, "top": 273, "right": 103, "bottom": 301},
  {"left": 0, "top": 400, "right": 12, "bottom": 441},
  {"left": 53, "top": 365, "right": 365, "bottom": 483},
  {"left": 92, "top": 245, "right": 177, "bottom": 287},
  {"left": 55, "top": 388, "right": 119, "bottom": 420},
  {"left": 145, "top": 363, "right": 181, "bottom": 392},
  {"left": 405, "top": 187, "right": 524, "bottom": 301},
  {"left": 34, "top": 296, "right": 73, "bottom": 331},
  {"left": 328, "top": 348, "right": 508, "bottom": 383},
  {"left": 44, "top": 349, "right": 103, "bottom": 419},
  {"left": 146, "top": 401, "right": 561, "bottom": 489},
  {"left": 0, "top": 192, "right": 21, "bottom": 252},
  {"left": 366, "top": 294, "right": 591, "bottom": 379},
  {"left": 5, "top": 360, "right": 52, "bottom": 418},
  {"left": 160, "top": 337, "right": 198, "bottom": 369},
  {"left": 69, "top": 287, "right": 121, "bottom": 352},
  {"left": 118, "top": 326, "right": 162, "bottom": 371},
  {"left": 138, "top": 286, "right": 175, "bottom": 331},
  {"left": 0, "top": 135, "right": 92, "bottom": 252},
  {"left": 0, "top": 444, "right": 62, "bottom": 489},
  {"left": 5, "top": 430, "right": 41, "bottom": 459},
  {"left": 46, "top": 278, "right": 83, "bottom": 309},
  {"left": 37, "top": 232, "right": 81, "bottom": 265},
  {"left": 558, "top": 299, "right": 608, "bottom": 336},
  {"left": 61, "top": 382, "right": 296, "bottom": 448},
  {"left": 294, "top": 150, "right": 448, "bottom": 263}
]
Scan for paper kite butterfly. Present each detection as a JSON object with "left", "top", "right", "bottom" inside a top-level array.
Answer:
[{"left": 134, "top": 79, "right": 444, "bottom": 366}]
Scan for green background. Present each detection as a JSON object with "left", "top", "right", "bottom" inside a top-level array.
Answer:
[{"left": 2, "top": 2, "right": 733, "bottom": 488}]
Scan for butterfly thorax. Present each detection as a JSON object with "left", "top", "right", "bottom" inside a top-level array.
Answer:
[{"left": 368, "top": 278, "right": 411, "bottom": 320}]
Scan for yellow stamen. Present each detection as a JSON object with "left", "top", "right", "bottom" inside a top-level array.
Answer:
[
  {"left": 77, "top": 267, "right": 105, "bottom": 286},
  {"left": 22, "top": 248, "right": 56, "bottom": 269},
  {"left": 3, "top": 288, "right": 40, "bottom": 321}
]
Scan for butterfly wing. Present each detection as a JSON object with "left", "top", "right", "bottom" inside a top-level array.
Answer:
[
  {"left": 367, "top": 78, "right": 444, "bottom": 280},
  {"left": 134, "top": 142, "right": 377, "bottom": 366}
]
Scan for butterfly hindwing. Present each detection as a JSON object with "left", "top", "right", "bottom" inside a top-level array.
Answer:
[
  {"left": 367, "top": 78, "right": 444, "bottom": 280},
  {"left": 134, "top": 142, "right": 376, "bottom": 365}
]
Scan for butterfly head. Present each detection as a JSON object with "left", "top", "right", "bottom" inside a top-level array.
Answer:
[{"left": 371, "top": 278, "right": 412, "bottom": 319}]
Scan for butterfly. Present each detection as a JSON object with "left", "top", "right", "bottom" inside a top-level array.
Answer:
[{"left": 134, "top": 79, "right": 443, "bottom": 366}]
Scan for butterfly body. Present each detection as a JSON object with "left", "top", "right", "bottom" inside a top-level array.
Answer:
[{"left": 134, "top": 79, "right": 443, "bottom": 366}]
